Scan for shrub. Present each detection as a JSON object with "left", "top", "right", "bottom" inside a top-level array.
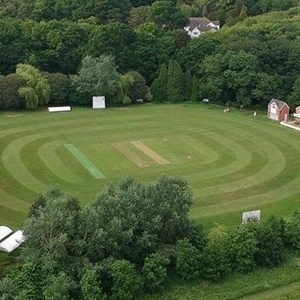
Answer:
[{"left": 142, "top": 253, "right": 169, "bottom": 293}]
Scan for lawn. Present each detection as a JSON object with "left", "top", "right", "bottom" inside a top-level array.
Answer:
[{"left": 1, "top": 103, "right": 300, "bottom": 228}]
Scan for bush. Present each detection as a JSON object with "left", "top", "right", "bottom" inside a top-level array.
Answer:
[
  {"left": 142, "top": 253, "right": 169, "bottom": 293},
  {"left": 109, "top": 260, "right": 143, "bottom": 300},
  {"left": 202, "top": 225, "right": 230, "bottom": 281},
  {"left": 175, "top": 238, "right": 201, "bottom": 280},
  {"left": 285, "top": 210, "right": 300, "bottom": 251},
  {"left": 248, "top": 216, "right": 286, "bottom": 267},
  {"left": 227, "top": 225, "right": 258, "bottom": 273}
]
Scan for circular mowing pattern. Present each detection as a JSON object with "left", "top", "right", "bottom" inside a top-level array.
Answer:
[
  {"left": 1, "top": 105, "right": 300, "bottom": 227},
  {"left": 190, "top": 118, "right": 300, "bottom": 220}
]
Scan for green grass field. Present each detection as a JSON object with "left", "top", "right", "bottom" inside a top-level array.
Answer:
[{"left": 1, "top": 104, "right": 300, "bottom": 229}]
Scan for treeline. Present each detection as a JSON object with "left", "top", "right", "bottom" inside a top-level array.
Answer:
[
  {"left": 0, "top": 0, "right": 297, "bottom": 25},
  {"left": 1, "top": 3, "right": 300, "bottom": 110},
  {"left": 1, "top": 177, "right": 300, "bottom": 299},
  {"left": 0, "top": 57, "right": 149, "bottom": 109}
]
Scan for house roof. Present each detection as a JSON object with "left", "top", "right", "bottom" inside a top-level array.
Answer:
[
  {"left": 268, "top": 98, "right": 290, "bottom": 109},
  {"left": 185, "top": 17, "right": 220, "bottom": 33}
]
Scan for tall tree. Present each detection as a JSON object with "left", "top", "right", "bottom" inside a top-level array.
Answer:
[
  {"left": 21, "top": 186, "right": 82, "bottom": 274},
  {"left": 115, "top": 73, "right": 134, "bottom": 105},
  {"left": 183, "top": 70, "right": 192, "bottom": 101},
  {"left": 154, "top": 63, "right": 168, "bottom": 102},
  {"left": 190, "top": 74, "right": 199, "bottom": 102},
  {"left": 16, "top": 63, "right": 50, "bottom": 109},
  {"left": 127, "top": 71, "right": 149, "bottom": 101},
  {"left": 0, "top": 74, "right": 26, "bottom": 109},
  {"left": 149, "top": 0, "right": 188, "bottom": 29},
  {"left": 70, "top": 55, "right": 119, "bottom": 105},
  {"left": 44, "top": 72, "right": 71, "bottom": 105},
  {"left": 167, "top": 60, "right": 184, "bottom": 102}
]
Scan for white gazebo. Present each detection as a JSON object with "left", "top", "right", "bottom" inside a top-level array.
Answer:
[
  {"left": 0, "top": 226, "right": 13, "bottom": 241},
  {"left": 0, "top": 230, "right": 25, "bottom": 253}
]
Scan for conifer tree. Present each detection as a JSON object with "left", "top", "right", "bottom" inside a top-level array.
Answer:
[
  {"left": 151, "top": 64, "right": 168, "bottom": 102},
  {"left": 184, "top": 70, "right": 192, "bottom": 102},
  {"left": 190, "top": 75, "right": 199, "bottom": 102},
  {"left": 167, "top": 60, "right": 184, "bottom": 102}
]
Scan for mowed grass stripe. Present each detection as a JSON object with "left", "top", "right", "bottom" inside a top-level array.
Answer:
[
  {"left": 181, "top": 129, "right": 252, "bottom": 179},
  {"left": 130, "top": 140, "right": 170, "bottom": 165},
  {"left": 197, "top": 140, "right": 285, "bottom": 198},
  {"left": 38, "top": 141, "right": 82, "bottom": 183},
  {"left": 65, "top": 144, "right": 106, "bottom": 179},
  {"left": 2, "top": 134, "right": 48, "bottom": 193}
]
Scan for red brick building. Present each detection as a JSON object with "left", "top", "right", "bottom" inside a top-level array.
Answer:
[{"left": 267, "top": 99, "right": 290, "bottom": 122}]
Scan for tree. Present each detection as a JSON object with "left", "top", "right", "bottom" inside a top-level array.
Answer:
[
  {"left": 80, "top": 269, "right": 107, "bottom": 300},
  {"left": 14, "top": 262, "right": 45, "bottom": 300},
  {"left": 285, "top": 210, "right": 300, "bottom": 252},
  {"left": 227, "top": 225, "right": 258, "bottom": 273},
  {"left": 43, "top": 272, "right": 72, "bottom": 300},
  {"left": 288, "top": 76, "right": 300, "bottom": 110},
  {"left": 16, "top": 63, "right": 50, "bottom": 109},
  {"left": 258, "top": 0, "right": 294, "bottom": 13},
  {"left": 70, "top": 55, "right": 119, "bottom": 105},
  {"left": 21, "top": 20, "right": 90, "bottom": 74},
  {"left": 127, "top": 71, "right": 148, "bottom": 101},
  {"left": 0, "top": 18, "right": 26, "bottom": 75},
  {"left": 202, "top": 225, "right": 230, "bottom": 281},
  {"left": 21, "top": 186, "right": 82, "bottom": 274},
  {"left": 190, "top": 75, "right": 199, "bottom": 102},
  {"left": 183, "top": 70, "right": 192, "bottom": 101},
  {"left": 176, "top": 238, "right": 201, "bottom": 280},
  {"left": 0, "top": 276, "right": 19, "bottom": 300},
  {"left": 109, "top": 260, "right": 143, "bottom": 300},
  {"left": 149, "top": 1, "right": 188, "bottom": 29},
  {"left": 92, "top": 0, "right": 132, "bottom": 24},
  {"left": 87, "top": 23, "right": 135, "bottom": 73},
  {"left": 0, "top": 74, "right": 26, "bottom": 109},
  {"left": 167, "top": 60, "right": 184, "bottom": 102},
  {"left": 248, "top": 216, "right": 286, "bottom": 268},
  {"left": 82, "top": 176, "right": 193, "bottom": 264},
  {"left": 115, "top": 74, "right": 134, "bottom": 105},
  {"left": 151, "top": 63, "right": 168, "bottom": 102},
  {"left": 129, "top": 6, "right": 150, "bottom": 27},
  {"left": 142, "top": 253, "right": 169, "bottom": 293},
  {"left": 44, "top": 72, "right": 71, "bottom": 105}
]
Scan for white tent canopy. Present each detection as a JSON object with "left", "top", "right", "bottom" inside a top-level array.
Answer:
[
  {"left": 0, "top": 226, "right": 13, "bottom": 241},
  {"left": 0, "top": 230, "right": 25, "bottom": 253}
]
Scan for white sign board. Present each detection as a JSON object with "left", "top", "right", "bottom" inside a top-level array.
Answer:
[
  {"left": 93, "top": 96, "right": 106, "bottom": 109},
  {"left": 242, "top": 210, "right": 261, "bottom": 224}
]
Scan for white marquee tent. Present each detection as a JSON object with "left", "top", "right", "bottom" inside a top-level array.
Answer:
[
  {"left": 0, "top": 230, "right": 25, "bottom": 253},
  {"left": 0, "top": 226, "right": 13, "bottom": 241}
]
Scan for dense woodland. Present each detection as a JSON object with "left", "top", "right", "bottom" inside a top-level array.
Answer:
[
  {"left": 1, "top": 0, "right": 300, "bottom": 109},
  {"left": 1, "top": 178, "right": 300, "bottom": 299}
]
